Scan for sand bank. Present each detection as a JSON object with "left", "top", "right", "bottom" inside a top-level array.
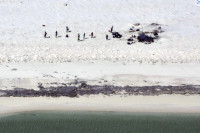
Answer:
[{"left": 1, "top": 94, "right": 200, "bottom": 116}]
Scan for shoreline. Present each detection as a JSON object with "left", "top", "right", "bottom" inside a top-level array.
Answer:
[{"left": 1, "top": 94, "right": 200, "bottom": 116}]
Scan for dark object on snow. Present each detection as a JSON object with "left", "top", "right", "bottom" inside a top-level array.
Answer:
[
  {"left": 127, "top": 41, "right": 135, "bottom": 45},
  {"left": 129, "top": 27, "right": 135, "bottom": 32},
  {"left": 127, "top": 38, "right": 134, "bottom": 42},
  {"left": 44, "top": 31, "right": 50, "bottom": 38},
  {"left": 106, "top": 34, "right": 109, "bottom": 40},
  {"left": 66, "top": 26, "right": 71, "bottom": 32},
  {"left": 55, "top": 31, "right": 58, "bottom": 38},
  {"left": 83, "top": 33, "right": 86, "bottom": 40},
  {"left": 137, "top": 32, "right": 154, "bottom": 43},
  {"left": 81, "top": 82, "right": 87, "bottom": 89},
  {"left": 66, "top": 26, "right": 69, "bottom": 32},
  {"left": 112, "top": 32, "right": 122, "bottom": 38},
  {"left": 66, "top": 34, "right": 69, "bottom": 38},
  {"left": 153, "top": 30, "right": 159, "bottom": 36},
  {"left": 55, "top": 31, "right": 61, "bottom": 38},
  {"left": 111, "top": 26, "right": 113, "bottom": 33},
  {"left": 44, "top": 31, "right": 47, "bottom": 38},
  {"left": 151, "top": 23, "right": 159, "bottom": 26},
  {"left": 78, "top": 33, "right": 80, "bottom": 41},
  {"left": 134, "top": 23, "right": 140, "bottom": 26},
  {"left": 136, "top": 29, "right": 140, "bottom": 31},
  {"left": 42, "top": 25, "right": 46, "bottom": 27},
  {"left": 158, "top": 26, "right": 164, "bottom": 33},
  {"left": 91, "top": 32, "right": 94, "bottom": 38},
  {"left": 154, "top": 32, "right": 158, "bottom": 36},
  {"left": 127, "top": 35, "right": 135, "bottom": 45}
]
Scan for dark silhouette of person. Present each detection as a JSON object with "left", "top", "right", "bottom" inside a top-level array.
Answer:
[
  {"left": 106, "top": 34, "right": 108, "bottom": 40},
  {"left": 66, "top": 26, "right": 69, "bottom": 32},
  {"left": 111, "top": 26, "right": 113, "bottom": 33},
  {"left": 66, "top": 34, "right": 69, "bottom": 38},
  {"left": 44, "top": 31, "right": 47, "bottom": 38},
  {"left": 91, "top": 32, "right": 94, "bottom": 38},
  {"left": 55, "top": 31, "right": 58, "bottom": 38},
  {"left": 83, "top": 33, "right": 86, "bottom": 40},
  {"left": 66, "top": 26, "right": 71, "bottom": 32},
  {"left": 44, "top": 31, "right": 50, "bottom": 38},
  {"left": 78, "top": 33, "right": 80, "bottom": 41}
]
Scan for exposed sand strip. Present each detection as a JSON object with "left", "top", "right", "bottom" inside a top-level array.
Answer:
[{"left": 1, "top": 94, "right": 200, "bottom": 116}]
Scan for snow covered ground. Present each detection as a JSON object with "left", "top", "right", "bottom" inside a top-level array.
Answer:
[
  {"left": 0, "top": 0, "right": 200, "bottom": 63},
  {"left": 0, "top": 0, "right": 200, "bottom": 90},
  {"left": 0, "top": 62, "right": 200, "bottom": 90}
]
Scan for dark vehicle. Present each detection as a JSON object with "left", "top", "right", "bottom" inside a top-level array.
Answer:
[{"left": 112, "top": 32, "right": 122, "bottom": 38}]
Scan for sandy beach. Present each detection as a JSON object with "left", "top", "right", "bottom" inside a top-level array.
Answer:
[{"left": 1, "top": 94, "right": 200, "bottom": 116}]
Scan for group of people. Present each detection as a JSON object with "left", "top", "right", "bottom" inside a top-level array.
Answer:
[
  {"left": 77, "top": 32, "right": 95, "bottom": 41},
  {"left": 44, "top": 26, "right": 71, "bottom": 38},
  {"left": 44, "top": 26, "right": 116, "bottom": 41}
]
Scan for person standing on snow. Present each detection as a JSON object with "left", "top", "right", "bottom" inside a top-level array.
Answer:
[
  {"left": 91, "top": 32, "right": 94, "bottom": 38},
  {"left": 66, "top": 26, "right": 69, "bottom": 32},
  {"left": 44, "top": 31, "right": 50, "bottom": 38},
  {"left": 106, "top": 34, "right": 109, "bottom": 40},
  {"left": 44, "top": 31, "right": 47, "bottom": 38},
  {"left": 111, "top": 26, "right": 113, "bottom": 33},
  {"left": 55, "top": 31, "right": 58, "bottom": 38},
  {"left": 66, "top": 26, "right": 72, "bottom": 32},
  {"left": 78, "top": 33, "right": 80, "bottom": 41},
  {"left": 83, "top": 33, "right": 86, "bottom": 40}
]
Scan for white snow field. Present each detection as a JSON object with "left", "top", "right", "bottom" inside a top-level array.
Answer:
[
  {"left": 0, "top": 0, "right": 200, "bottom": 63},
  {"left": 0, "top": 0, "right": 200, "bottom": 90}
]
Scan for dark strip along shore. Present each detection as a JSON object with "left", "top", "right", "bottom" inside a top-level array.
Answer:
[{"left": 0, "top": 81, "right": 200, "bottom": 97}]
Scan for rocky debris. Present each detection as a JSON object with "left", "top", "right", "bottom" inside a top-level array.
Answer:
[
  {"left": 38, "top": 83, "right": 45, "bottom": 90},
  {"left": 80, "top": 82, "right": 88, "bottom": 90},
  {"left": 127, "top": 37, "right": 136, "bottom": 45},
  {"left": 137, "top": 32, "right": 154, "bottom": 43},
  {"left": 112, "top": 32, "right": 122, "bottom": 38},
  {"left": 129, "top": 23, "right": 141, "bottom": 32},
  {"left": 151, "top": 23, "right": 159, "bottom": 26},
  {"left": 127, "top": 23, "right": 165, "bottom": 45},
  {"left": 0, "top": 83, "right": 200, "bottom": 97},
  {"left": 134, "top": 23, "right": 140, "bottom": 26}
]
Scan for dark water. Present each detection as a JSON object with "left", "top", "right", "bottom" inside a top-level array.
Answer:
[{"left": 0, "top": 111, "right": 200, "bottom": 133}]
